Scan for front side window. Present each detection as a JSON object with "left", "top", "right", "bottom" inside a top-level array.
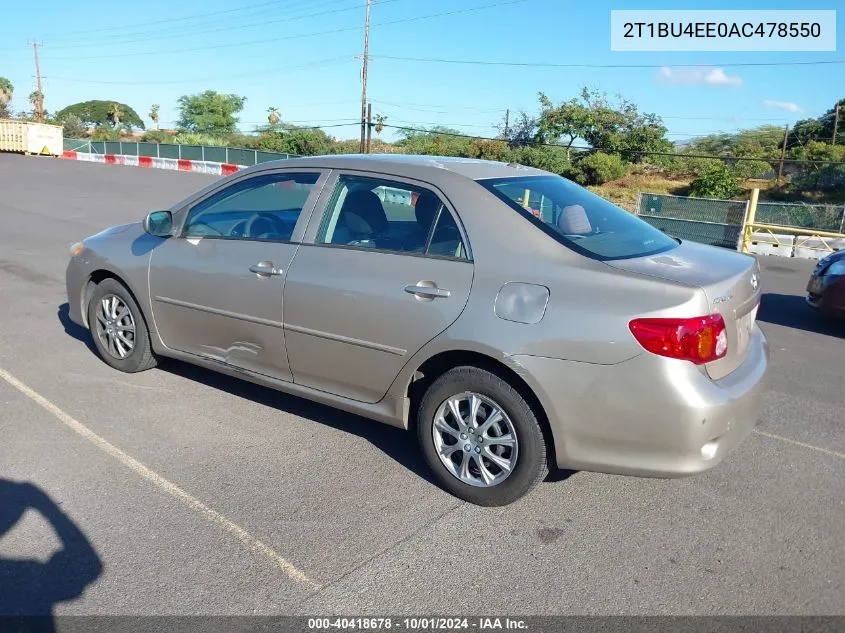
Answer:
[
  {"left": 316, "top": 175, "right": 467, "bottom": 259},
  {"left": 480, "top": 175, "right": 678, "bottom": 261},
  {"left": 183, "top": 172, "right": 319, "bottom": 241}
]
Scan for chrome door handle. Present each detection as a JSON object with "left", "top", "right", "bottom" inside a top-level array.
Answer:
[
  {"left": 404, "top": 284, "right": 451, "bottom": 299},
  {"left": 249, "top": 261, "right": 282, "bottom": 277}
]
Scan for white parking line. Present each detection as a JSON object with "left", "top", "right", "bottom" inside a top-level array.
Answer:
[
  {"left": 753, "top": 429, "right": 845, "bottom": 460},
  {"left": 0, "top": 366, "right": 320, "bottom": 590}
]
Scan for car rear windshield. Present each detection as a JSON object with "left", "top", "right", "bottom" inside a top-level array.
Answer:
[{"left": 479, "top": 175, "right": 678, "bottom": 261}]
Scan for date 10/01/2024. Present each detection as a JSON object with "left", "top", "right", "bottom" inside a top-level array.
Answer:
[{"left": 307, "top": 617, "right": 528, "bottom": 630}]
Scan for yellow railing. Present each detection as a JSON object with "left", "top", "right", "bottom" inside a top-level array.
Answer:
[{"left": 739, "top": 188, "right": 845, "bottom": 254}]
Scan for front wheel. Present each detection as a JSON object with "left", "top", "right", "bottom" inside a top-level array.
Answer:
[
  {"left": 87, "top": 278, "right": 157, "bottom": 373},
  {"left": 417, "top": 366, "right": 548, "bottom": 506}
]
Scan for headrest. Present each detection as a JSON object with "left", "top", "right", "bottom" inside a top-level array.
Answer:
[
  {"left": 340, "top": 189, "right": 388, "bottom": 235},
  {"left": 557, "top": 204, "right": 592, "bottom": 235}
]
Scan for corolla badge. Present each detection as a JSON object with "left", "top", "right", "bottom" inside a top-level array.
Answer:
[{"left": 750, "top": 273, "right": 759, "bottom": 290}]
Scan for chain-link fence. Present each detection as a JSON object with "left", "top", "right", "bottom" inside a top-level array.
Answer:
[
  {"left": 63, "top": 139, "right": 297, "bottom": 166},
  {"left": 635, "top": 193, "right": 748, "bottom": 249},
  {"left": 754, "top": 201, "right": 845, "bottom": 233}
]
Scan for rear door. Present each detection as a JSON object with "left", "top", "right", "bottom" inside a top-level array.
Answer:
[
  {"left": 283, "top": 172, "right": 474, "bottom": 403},
  {"left": 149, "top": 170, "right": 328, "bottom": 381}
]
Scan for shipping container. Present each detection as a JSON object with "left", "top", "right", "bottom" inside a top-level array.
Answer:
[{"left": 0, "top": 119, "right": 63, "bottom": 157}]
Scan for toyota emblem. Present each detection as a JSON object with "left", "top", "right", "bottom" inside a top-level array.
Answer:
[{"left": 750, "top": 273, "right": 759, "bottom": 290}]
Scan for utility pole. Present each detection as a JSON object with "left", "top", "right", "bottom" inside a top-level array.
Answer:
[
  {"left": 366, "top": 103, "right": 373, "bottom": 153},
  {"left": 359, "top": 0, "right": 371, "bottom": 154},
  {"left": 503, "top": 108, "right": 510, "bottom": 139},
  {"left": 833, "top": 103, "right": 841, "bottom": 145},
  {"left": 31, "top": 40, "right": 44, "bottom": 122},
  {"left": 777, "top": 124, "right": 789, "bottom": 182}
]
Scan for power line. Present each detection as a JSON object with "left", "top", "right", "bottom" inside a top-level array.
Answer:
[
  {"left": 37, "top": 0, "right": 528, "bottom": 61},
  {"left": 381, "top": 124, "right": 845, "bottom": 165},
  {"left": 373, "top": 54, "right": 845, "bottom": 69},
  {"left": 47, "top": 57, "right": 355, "bottom": 85},
  {"left": 371, "top": 98, "right": 795, "bottom": 122},
  {"left": 370, "top": 98, "right": 507, "bottom": 114},
  {"left": 38, "top": 0, "right": 331, "bottom": 38},
  {"left": 38, "top": 0, "right": 402, "bottom": 51}
]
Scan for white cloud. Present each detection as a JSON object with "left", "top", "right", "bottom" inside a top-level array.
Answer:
[
  {"left": 762, "top": 100, "right": 803, "bottom": 113},
  {"left": 657, "top": 66, "right": 743, "bottom": 86}
]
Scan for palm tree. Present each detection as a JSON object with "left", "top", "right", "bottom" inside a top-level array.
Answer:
[
  {"left": 28, "top": 90, "right": 44, "bottom": 121},
  {"left": 267, "top": 106, "right": 281, "bottom": 127},
  {"left": 0, "top": 77, "right": 12, "bottom": 118},
  {"left": 107, "top": 102, "right": 123, "bottom": 128},
  {"left": 374, "top": 114, "right": 386, "bottom": 135},
  {"left": 149, "top": 104, "right": 160, "bottom": 130},
  {"left": 0, "top": 77, "right": 13, "bottom": 105}
]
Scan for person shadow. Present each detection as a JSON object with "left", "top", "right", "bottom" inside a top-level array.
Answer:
[{"left": 0, "top": 480, "right": 102, "bottom": 632}]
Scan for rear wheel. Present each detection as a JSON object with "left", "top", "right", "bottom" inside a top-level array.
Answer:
[
  {"left": 87, "top": 279, "right": 157, "bottom": 373},
  {"left": 417, "top": 366, "right": 547, "bottom": 506}
]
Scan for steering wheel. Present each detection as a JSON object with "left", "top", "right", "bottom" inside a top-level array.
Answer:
[{"left": 244, "top": 212, "right": 289, "bottom": 239}]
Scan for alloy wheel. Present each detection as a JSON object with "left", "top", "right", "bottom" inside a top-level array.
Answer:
[
  {"left": 432, "top": 391, "right": 519, "bottom": 487},
  {"left": 94, "top": 294, "right": 136, "bottom": 359}
]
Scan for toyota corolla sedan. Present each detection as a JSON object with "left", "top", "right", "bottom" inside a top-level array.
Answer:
[
  {"left": 66, "top": 155, "right": 769, "bottom": 506},
  {"left": 806, "top": 249, "right": 845, "bottom": 319}
]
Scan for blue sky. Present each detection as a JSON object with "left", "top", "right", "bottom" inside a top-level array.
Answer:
[{"left": 1, "top": 0, "right": 842, "bottom": 142}]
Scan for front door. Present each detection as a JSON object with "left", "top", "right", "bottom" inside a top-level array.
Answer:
[
  {"left": 284, "top": 173, "right": 474, "bottom": 403},
  {"left": 149, "top": 170, "right": 327, "bottom": 381}
]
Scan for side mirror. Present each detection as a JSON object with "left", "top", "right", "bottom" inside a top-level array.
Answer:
[{"left": 143, "top": 210, "right": 173, "bottom": 237}]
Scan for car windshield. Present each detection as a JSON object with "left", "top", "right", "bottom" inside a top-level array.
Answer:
[{"left": 479, "top": 175, "right": 679, "bottom": 261}]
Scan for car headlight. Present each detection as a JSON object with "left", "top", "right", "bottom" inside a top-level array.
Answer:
[
  {"left": 69, "top": 242, "right": 86, "bottom": 257},
  {"left": 825, "top": 260, "right": 845, "bottom": 277}
]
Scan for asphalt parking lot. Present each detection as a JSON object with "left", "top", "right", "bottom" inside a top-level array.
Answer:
[{"left": 0, "top": 154, "right": 843, "bottom": 616}]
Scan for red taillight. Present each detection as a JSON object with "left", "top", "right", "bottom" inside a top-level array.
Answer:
[{"left": 628, "top": 314, "right": 728, "bottom": 364}]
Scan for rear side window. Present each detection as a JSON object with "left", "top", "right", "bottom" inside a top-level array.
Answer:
[
  {"left": 316, "top": 174, "right": 467, "bottom": 259},
  {"left": 479, "top": 175, "right": 678, "bottom": 261}
]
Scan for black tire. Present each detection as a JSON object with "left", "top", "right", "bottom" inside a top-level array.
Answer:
[
  {"left": 416, "top": 366, "right": 548, "bottom": 506},
  {"left": 87, "top": 278, "right": 157, "bottom": 373}
]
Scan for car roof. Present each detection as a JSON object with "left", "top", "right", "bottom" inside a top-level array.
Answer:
[{"left": 246, "top": 154, "right": 552, "bottom": 182}]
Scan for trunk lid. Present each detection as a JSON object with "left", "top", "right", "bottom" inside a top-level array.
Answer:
[{"left": 607, "top": 240, "right": 761, "bottom": 380}]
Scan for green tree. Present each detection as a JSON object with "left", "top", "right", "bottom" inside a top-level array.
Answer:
[
  {"left": 257, "top": 126, "right": 333, "bottom": 156},
  {"left": 59, "top": 114, "right": 86, "bottom": 138},
  {"left": 176, "top": 90, "right": 246, "bottom": 135},
  {"left": 55, "top": 100, "right": 144, "bottom": 129},
  {"left": 536, "top": 88, "right": 671, "bottom": 160},
  {"left": 0, "top": 77, "right": 13, "bottom": 118},
  {"left": 571, "top": 151, "right": 626, "bottom": 185},
  {"left": 149, "top": 104, "right": 160, "bottom": 130},
  {"left": 790, "top": 141, "right": 845, "bottom": 192},
  {"left": 500, "top": 111, "right": 537, "bottom": 148},
  {"left": 688, "top": 163, "right": 740, "bottom": 199},
  {"left": 792, "top": 98, "right": 844, "bottom": 145},
  {"left": 267, "top": 106, "right": 281, "bottom": 128}
]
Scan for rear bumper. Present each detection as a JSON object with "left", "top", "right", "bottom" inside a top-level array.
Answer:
[{"left": 511, "top": 326, "right": 769, "bottom": 477}]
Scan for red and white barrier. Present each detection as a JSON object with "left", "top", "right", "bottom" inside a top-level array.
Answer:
[{"left": 61, "top": 150, "right": 242, "bottom": 176}]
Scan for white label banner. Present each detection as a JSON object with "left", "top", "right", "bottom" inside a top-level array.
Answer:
[{"left": 611, "top": 10, "right": 836, "bottom": 51}]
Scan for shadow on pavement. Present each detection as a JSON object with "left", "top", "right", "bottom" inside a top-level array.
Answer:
[
  {"left": 57, "top": 302, "right": 574, "bottom": 488},
  {"left": 758, "top": 293, "right": 844, "bottom": 338},
  {"left": 0, "top": 480, "right": 102, "bottom": 631},
  {"left": 57, "top": 303, "right": 97, "bottom": 355}
]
